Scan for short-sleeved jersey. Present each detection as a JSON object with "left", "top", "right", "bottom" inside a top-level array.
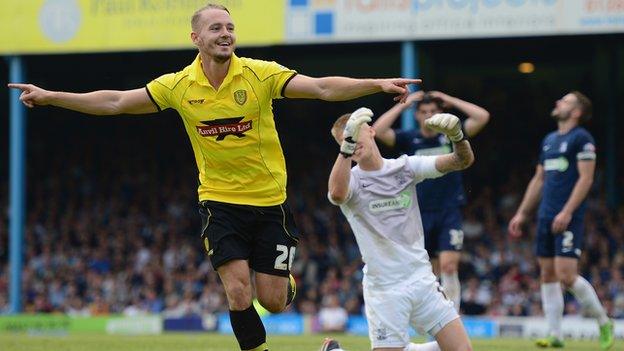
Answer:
[
  {"left": 146, "top": 54, "right": 296, "bottom": 206},
  {"left": 395, "top": 129, "right": 465, "bottom": 210},
  {"left": 329, "top": 155, "right": 443, "bottom": 288},
  {"left": 538, "top": 126, "right": 596, "bottom": 219}
]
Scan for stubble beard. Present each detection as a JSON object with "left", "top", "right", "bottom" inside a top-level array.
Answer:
[
  {"left": 213, "top": 52, "right": 231, "bottom": 64},
  {"left": 551, "top": 109, "right": 570, "bottom": 122}
]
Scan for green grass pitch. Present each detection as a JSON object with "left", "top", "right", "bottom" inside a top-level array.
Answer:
[{"left": 0, "top": 333, "right": 617, "bottom": 351}]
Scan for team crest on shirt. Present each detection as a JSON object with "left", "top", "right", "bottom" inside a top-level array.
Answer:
[
  {"left": 234, "top": 90, "right": 247, "bottom": 105},
  {"left": 196, "top": 117, "right": 252, "bottom": 141},
  {"left": 559, "top": 141, "right": 568, "bottom": 153}
]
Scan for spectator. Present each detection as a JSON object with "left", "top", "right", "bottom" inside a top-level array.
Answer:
[{"left": 318, "top": 294, "right": 348, "bottom": 333}]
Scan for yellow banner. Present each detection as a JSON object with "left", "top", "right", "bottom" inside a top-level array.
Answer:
[{"left": 1, "top": 0, "right": 285, "bottom": 54}]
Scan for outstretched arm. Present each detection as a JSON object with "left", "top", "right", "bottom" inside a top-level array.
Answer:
[
  {"left": 7, "top": 83, "right": 158, "bottom": 115},
  {"left": 429, "top": 91, "right": 490, "bottom": 137},
  {"left": 283, "top": 74, "right": 421, "bottom": 103},
  {"left": 372, "top": 91, "right": 424, "bottom": 147}
]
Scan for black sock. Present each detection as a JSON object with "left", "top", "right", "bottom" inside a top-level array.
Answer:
[{"left": 229, "top": 305, "right": 267, "bottom": 351}]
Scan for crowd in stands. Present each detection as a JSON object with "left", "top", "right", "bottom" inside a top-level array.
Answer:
[{"left": 0, "top": 118, "right": 623, "bottom": 331}]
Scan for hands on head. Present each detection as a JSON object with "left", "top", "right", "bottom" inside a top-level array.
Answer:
[{"left": 404, "top": 90, "right": 425, "bottom": 105}]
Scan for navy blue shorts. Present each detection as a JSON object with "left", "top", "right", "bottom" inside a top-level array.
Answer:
[
  {"left": 535, "top": 216, "right": 584, "bottom": 258},
  {"left": 422, "top": 207, "right": 464, "bottom": 257}
]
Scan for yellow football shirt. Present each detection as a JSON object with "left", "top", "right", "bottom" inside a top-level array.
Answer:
[{"left": 146, "top": 54, "right": 297, "bottom": 206}]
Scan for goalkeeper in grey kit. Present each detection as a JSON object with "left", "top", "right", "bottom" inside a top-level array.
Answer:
[{"left": 321, "top": 108, "right": 474, "bottom": 351}]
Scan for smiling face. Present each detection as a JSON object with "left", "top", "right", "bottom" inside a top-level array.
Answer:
[{"left": 191, "top": 8, "right": 236, "bottom": 63}]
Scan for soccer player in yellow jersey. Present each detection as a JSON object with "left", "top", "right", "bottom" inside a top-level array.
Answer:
[{"left": 9, "top": 4, "right": 420, "bottom": 351}]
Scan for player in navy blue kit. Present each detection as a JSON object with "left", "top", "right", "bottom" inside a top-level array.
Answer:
[
  {"left": 373, "top": 91, "right": 490, "bottom": 311},
  {"left": 508, "top": 92, "right": 613, "bottom": 350}
]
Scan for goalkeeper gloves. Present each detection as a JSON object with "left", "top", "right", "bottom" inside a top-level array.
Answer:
[
  {"left": 425, "top": 113, "right": 465, "bottom": 143},
  {"left": 340, "top": 107, "right": 373, "bottom": 157}
]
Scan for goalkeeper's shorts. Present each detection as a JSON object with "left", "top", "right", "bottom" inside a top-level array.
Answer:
[{"left": 364, "top": 278, "right": 458, "bottom": 349}]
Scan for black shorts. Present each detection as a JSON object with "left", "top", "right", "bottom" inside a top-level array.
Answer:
[{"left": 198, "top": 200, "right": 300, "bottom": 277}]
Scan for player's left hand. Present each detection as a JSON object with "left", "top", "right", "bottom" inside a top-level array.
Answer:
[
  {"left": 425, "top": 113, "right": 464, "bottom": 142},
  {"left": 379, "top": 78, "right": 422, "bottom": 103},
  {"left": 428, "top": 91, "right": 450, "bottom": 101},
  {"left": 551, "top": 211, "right": 572, "bottom": 234}
]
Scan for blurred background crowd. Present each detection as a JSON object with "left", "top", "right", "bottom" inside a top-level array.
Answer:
[
  {"left": 0, "top": 118, "right": 622, "bottom": 331},
  {"left": 0, "top": 40, "right": 623, "bottom": 332}
]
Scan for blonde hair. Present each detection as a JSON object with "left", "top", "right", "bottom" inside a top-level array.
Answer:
[
  {"left": 192, "top": 3, "right": 230, "bottom": 31},
  {"left": 331, "top": 113, "right": 352, "bottom": 145}
]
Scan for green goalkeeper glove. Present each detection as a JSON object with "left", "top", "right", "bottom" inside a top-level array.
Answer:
[
  {"left": 425, "top": 113, "right": 465, "bottom": 143},
  {"left": 341, "top": 107, "right": 373, "bottom": 157}
]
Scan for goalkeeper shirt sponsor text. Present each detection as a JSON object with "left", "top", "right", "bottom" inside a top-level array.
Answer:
[{"left": 329, "top": 155, "right": 443, "bottom": 288}]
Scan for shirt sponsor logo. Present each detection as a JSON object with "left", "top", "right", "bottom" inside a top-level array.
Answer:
[
  {"left": 196, "top": 117, "right": 252, "bottom": 140},
  {"left": 188, "top": 98, "right": 205, "bottom": 105},
  {"left": 368, "top": 192, "right": 411, "bottom": 212},
  {"left": 234, "top": 90, "right": 247, "bottom": 105},
  {"left": 544, "top": 157, "right": 569, "bottom": 172}
]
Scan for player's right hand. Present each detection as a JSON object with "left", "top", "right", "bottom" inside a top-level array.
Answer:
[
  {"left": 7, "top": 83, "right": 51, "bottom": 108},
  {"left": 508, "top": 213, "right": 526, "bottom": 238},
  {"left": 405, "top": 90, "right": 425, "bottom": 105},
  {"left": 340, "top": 107, "right": 373, "bottom": 157}
]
